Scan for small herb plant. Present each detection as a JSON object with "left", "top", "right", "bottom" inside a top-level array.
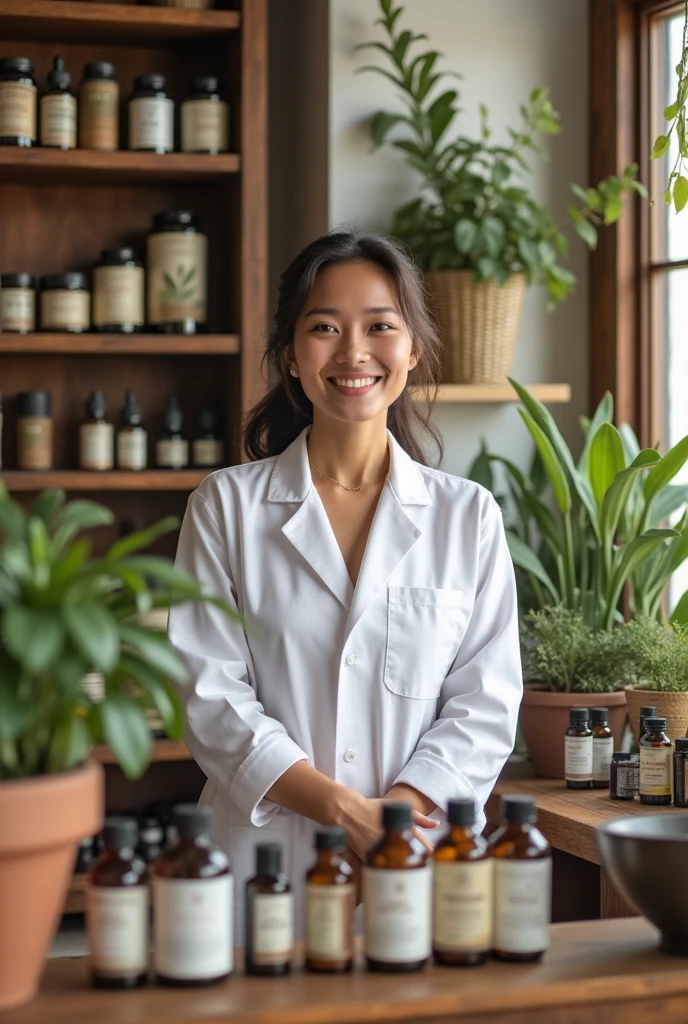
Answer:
[{"left": 652, "top": 0, "right": 688, "bottom": 213}]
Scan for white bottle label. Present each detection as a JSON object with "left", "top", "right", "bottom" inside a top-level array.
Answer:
[
  {"left": 193, "top": 438, "right": 223, "bottom": 467},
  {"left": 640, "top": 746, "right": 672, "bottom": 796},
  {"left": 0, "top": 287, "right": 35, "bottom": 332},
  {"left": 181, "top": 98, "right": 229, "bottom": 152},
  {"left": 80, "top": 422, "right": 114, "bottom": 471},
  {"left": 117, "top": 429, "right": 147, "bottom": 470},
  {"left": 493, "top": 859, "right": 551, "bottom": 954},
  {"left": 593, "top": 736, "right": 614, "bottom": 783},
  {"left": 252, "top": 893, "right": 294, "bottom": 966},
  {"left": 432, "top": 860, "right": 493, "bottom": 953},
  {"left": 86, "top": 884, "right": 148, "bottom": 976},
  {"left": 363, "top": 866, "right": 432, "bottom": 963},
  {"left": 156, "top": 437, "right": 188, "bottom": 469},
  {"left": 154, "top": 875, "right": 233, "bottom": 980},
  {"left": 129, "top": 96, "right": 174, "bottom": 151},
  {"left": 40, "top": 92, "right": 77, "bottom": 148},
  {"left": 306, "top": 883, "right": 355, "bottom": 961},
  {"left": 565, "top": 735, "right": 592, "bottom": 781}
]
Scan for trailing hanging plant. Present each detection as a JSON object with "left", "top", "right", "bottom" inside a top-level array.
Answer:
[{"left": 651, "top": 0, "right": 688, "bottom": 213}]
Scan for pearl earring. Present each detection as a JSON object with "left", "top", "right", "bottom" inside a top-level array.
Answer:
[{"left": 290, "top": 369, "right": 299, "bottom": 378}]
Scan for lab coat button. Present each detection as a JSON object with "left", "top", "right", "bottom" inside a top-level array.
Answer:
[
  {"left": 343, "top": 749, "right": 356, "bottom": 762},
  {"left": 345, "top": 652, "right": 359, "bottom": 666}
]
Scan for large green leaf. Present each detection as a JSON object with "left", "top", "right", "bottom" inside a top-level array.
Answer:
[
  {"left": 118, "top": 556, "right": 202, "bottom": 597},
  {"left": 0, "top": 497, "right": 27, "bottom": 544},
  {"left": 119, "top": 624, "right": 189, "bottom": 683},
  {"left": 62, "top": 604, "right": 120, "bottom": 673},
  {"left": 30, "top": 489, "right": 65, "bottom": 525},
  {"left": 619, "top": 422, "right": 641, "bottom": 466},
  {"left": 644, "top": 435, "right": 688, "bottom": 503},
  {"left": 671, "top": 589, "right": 688, "bottom": 628},
  {"left": 0, "top": 660, "right": 31, "bottom": 739},
  {"left": 104, "top": 517, "right": 179, "bottom": 563},
  {"left": 599, "top": 450, "right": 660, "bottom": 549},
  {"left": 121, "top": 657, "right": 185, "bottom": 741},
  {"left": 4, "top": 606, "right": 64, "bottom": 673},
  {"left": 517, "top": 409, "right": 571, "bottom": 514},
  {"left": 651, "top": 483, "right": 688, "bottom": 525},
  {"left": 577, "top": 391, "right": 614, "bottom": 475},
  {"left": 520, "top": 490, "right": 562, "bottom": 551},
  {"left": 610, "top": 529, "right": 678, "bottom": 604},
  {"left": 98, "top": 696, "right": 152, "bottom": 780},
  {"left": 505, "top": 530, "right": 559, "bottom": 601},
  {"left": 466, "top": 442, "right": 494, "bottom": 491},
  {"left": 588, "top": 423, "right": 625, "bottom": 508}
]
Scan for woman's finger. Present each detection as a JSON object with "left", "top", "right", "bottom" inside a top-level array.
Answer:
[
  {"left": 412, "top": 827, "right": 435, "bottom": 854},
  {"left": 412, "top": 810, "right": 440, "bottom": 830}
]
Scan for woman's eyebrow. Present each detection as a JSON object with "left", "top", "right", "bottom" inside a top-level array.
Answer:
[{"left": 303, "top": 305, "right": 399, "bottom": 317}]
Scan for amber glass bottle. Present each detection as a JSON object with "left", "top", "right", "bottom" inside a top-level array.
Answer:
[
  {"left": 305, "top": 827, "right": 355, "bottom": 974},
  {"left": 433, "top": 799, "right": 492, "bottom": 967},
  {"left": 86, "top": 817, "right": 148, "bottom": 989},
  {"left": 245, "top": 843, "right": 293, "bottom": 976},
  {"left": 591, "top": 707, "right": 614, "bottom": 789},
  {"left": 489, "top": 795, "right": 551, "bottom": 963},
  {"left": 363, "top": 802, "right": 432, "bottom": 973},
  {"left": 153, "top": 804, "right": 232, "bottom": 987},
  {"left": 639, "top": 717, "right": 672, "bottom": 806},
  {"left": 565, "top": 708, "right": 592, "bottom": 789}
]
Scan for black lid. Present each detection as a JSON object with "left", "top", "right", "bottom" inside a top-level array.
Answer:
[
  {"left": 83, "top": 61, "right": 116, "bottom": 81},
  {"left": 382, "top": 801, "right": 413, "bottom": 829},
  {"left": 676, "top": 738, "right": 688, "bottom": 751},
  {"left": 447, "top": 799, "right": 475, "bottom": 826},
  {"left": 1, "top": 273, "right": 35, "bottom": 288},
  {"left": 18, "top": 391, "right": 51, "bottom": 417},
  {"left": 139, "top": 816, "right": 164, "bottom": 839},
  {"left": 133, "top": 73, "right": 167, "bottom": 93},
  {"left": 86, "top": 390, "right": 107, "bottom": 418},
  {"left": 99, "top": 247, "right": 139, "bottom": 267},
  {"left": 47, "top": 55, "right": 70, "bottom": 89},
  {"left": 189, "top": 75, "right": 219, "bottom": 95},
  {"left": 640, "top": 705, "right": 659, "bottom": 716},
  {"left": 315, "top": 827, "right": 348, "bottom": 851},
  {"left": 152, "top": 210, "right": 201, "bottom": 232},
  {"left": 173, "top": 803, "right": 212, "bottom": 839},
  {"left": 590, "top": 707, "right": 609, "bottom": 722},
  {"left": 41, "top": 272, "right": 88, "bottom": 291},
  {"left": 198, "top": 397, "right": 221, "bottom": 433},
  {"left": 122, "top": 389, "right": 142, "bottom": 426},
  {"left": 500, "top": 795, "right": 537, "bottom": 823},
  {"left": 0, "top": 57, "right": 34, "bottom": 76},
  {"left": 569, "top": 708, "right": 590, "bottom": 723},
  {"left": 163, "top": 395, "right": 183, "bottom": 433},
  {"left": 644, "top": 717, "right": 667, "bottom": 730},
  {"left": 103, "top": 816, "right": 138, "bottom": 850},
  {"left": 256, "top": 842, "right": 282, "bottom": 877},
  {"left": 612, "top": 752, "right": 633, "bottom": 761}
]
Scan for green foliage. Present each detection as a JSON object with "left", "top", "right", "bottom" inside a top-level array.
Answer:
[
  {"left": 624, "top": 618, "right": 688, "bottom": 692},
  {"left": 358, "top": 0, "right": 645, "bottom": 306},
  {"left": 0, "top": 486, "right": 236, "bottom": 781},
  {"left": 652, "top": 1, "right": 688, "bottom": 214}
]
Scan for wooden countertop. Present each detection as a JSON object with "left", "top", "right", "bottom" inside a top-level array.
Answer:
[{"left": 6, "top": 920, "right": 688, "bottom": 1024}]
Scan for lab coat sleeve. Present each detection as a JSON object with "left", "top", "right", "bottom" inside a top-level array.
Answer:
[
  {"left": 168, "top": 490, "right": 309, "bottom": 826},
  {"left": 393, "top": 494, "right": 522, "bottom": 817}
]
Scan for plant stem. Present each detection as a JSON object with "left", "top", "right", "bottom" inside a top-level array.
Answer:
[{"left": 563, "top": 513, "right": 577, "bottom": 608}]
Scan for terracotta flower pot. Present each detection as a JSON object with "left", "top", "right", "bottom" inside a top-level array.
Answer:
[
  {"left": 519, "top": 689, "right": 628, "bottom": 778},
  {"left": 624, "top": 686, "right": 688, "bottom": 744},
  {"left": 0, "top": 760, "right": 103, "bottom": 1010}
]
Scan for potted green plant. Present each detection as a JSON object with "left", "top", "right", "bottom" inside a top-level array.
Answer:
[
  {"left": 0, "top": 485, "right": 233, "bottom": 1010},
  {"left": 619, "top": 618, "right": 688, "bottom": 745},
  {"left": 357, "top": 0, "right": 645, "bottom": 383},
  {"left": 652, "top": 0, "right": 688, "bottom": 213}
]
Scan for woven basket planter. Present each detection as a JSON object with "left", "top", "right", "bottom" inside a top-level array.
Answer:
[
  {"left": 424, "top": 269, "right": 526, "bottom": 384},
  {"left": 625, "top": 686, "right": 688, "bottom": 744}
]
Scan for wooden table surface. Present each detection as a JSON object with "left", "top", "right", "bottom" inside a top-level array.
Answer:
[{"left": 6, "top": 920, "right": 688, "bottom": 1024}]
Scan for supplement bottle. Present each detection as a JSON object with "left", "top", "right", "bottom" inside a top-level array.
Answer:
[
  {"left": 17, "top": 390, "right": 53, "bottom": 470},
  {"left": 591, "top": 707, "right": 613, "bottom": 789},
  {"left": 40, "top": 55, "right": 76, "bottom": 149},
  {"left": 0, "top": 57, "right": 36, "bottom": 147},
  {"left": 40, "top": 272, "right": 90, "bottom": 333},
  {"left": 79, "top": 61, "right": 119, "bottom": 151},
  {"left": 181, "top": 76, "right": 229, "bottom": 154},
  {"left": 610, "top": 752, "right": 639, "bottom": 801},
  {"left": 193, "top": 397, "right": 224, "bottom": 468},
  {"left": 156, "top": 395, "right": 188, "bottom": 469},
  {"left": 129, "top": 74, "right": 174, "bottom": 153},
  {"left": 117, "top": 390, "right": 147, "bottom": 471},
  {"left": 565, "top": 708, "right": 593, "bottom": 789},
  {"left": 93, "top": 247, "right": 145, "bottom": 334},
  {"left": 638, "top": 705, "right": 659, "bottom": 746},
  {"left": 245, "top": 843, "right": 293, "bottom": 976},
  {"left": 674, "top": 737, "right": 688, "bottom": 807},
  {"left": 639, "top": 716, "right": 672, "bottom": 806},
  {"left": 79, "top": 390, "right": 114, "bottom": 471},
  {"left": 0, "top": 273, "right": 35, "bottom": 333},
  {"left": 305, "top": 827, "right": 355, "bottom": 974},
  {"left": 147, "top": 210, "right": 207, "bottom": 333}
]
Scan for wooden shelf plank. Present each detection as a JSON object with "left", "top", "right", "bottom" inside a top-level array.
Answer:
[
  {"left": 0, "top": 333, "right": 240, "bottom": 355},
  {"left": 92, "top": 740, "right": 192, "bottom": 764},
  {"left": 1, "top": 470, "right": 209, "bottom": 491},
  {"left": 0, "top": 1, "right": 241, "bottom": 44},
  {"left": 0, "top": 149, "right": 240, "bottom": 185},
  {"left": 428, "top": 383, "right": 571, "bottom": 404}
]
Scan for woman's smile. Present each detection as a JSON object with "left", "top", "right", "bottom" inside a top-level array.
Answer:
[{"left": 327, "top": 373, "right": 384, "bottom": 395}]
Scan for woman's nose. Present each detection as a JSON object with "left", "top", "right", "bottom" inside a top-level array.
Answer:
[{"left": 334, "top": 327, "right": 369, "bottom": 365}]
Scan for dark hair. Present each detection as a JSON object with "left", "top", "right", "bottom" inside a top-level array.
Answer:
[{"left": 244, "top": 229, "right": 444, "bottom": 466}]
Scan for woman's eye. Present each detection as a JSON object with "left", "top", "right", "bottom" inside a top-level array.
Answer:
[
  {"left": 371, "top": 322, "right": 395, "bottom": 332},
  {"left": 313, "top": 323, "right": 337, "bottom": 333}
]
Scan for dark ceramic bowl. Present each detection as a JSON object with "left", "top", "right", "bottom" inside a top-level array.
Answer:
[{"left": 597, "top": 814, "right": 688, "bottom": 955}]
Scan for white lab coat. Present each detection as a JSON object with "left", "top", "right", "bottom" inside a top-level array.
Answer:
[{"left": 168, "top": 427, "right": 522, "bottom": 939}]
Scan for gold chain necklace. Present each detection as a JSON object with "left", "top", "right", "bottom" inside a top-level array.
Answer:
[{"left": 309, "top": 460, "right": 388, "bottom": 492}]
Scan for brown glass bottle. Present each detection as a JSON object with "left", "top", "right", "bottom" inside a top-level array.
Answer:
[
  {"left": 363, "top": 802, "right": 432, "bottom": 973},
  {"left": 433, "top": 799, "right": 491, "bottom": 967},
  {"left": 565, "top": 708, "right": 592, "bottom": 789},
  {"left": 245, "top": 843, "right": 293, "bottom": 976},
  {"left": 305, "top": 827, "right": 355, "bottom": 974},
  {"left": 591, "top": 707, "right": 613, "bottom": 789},
  {"left": 489, "top": 795, "right": 551, "bottom": 963},
  {"left": 638, "top": 705, "right": 659, "bottom": 747},
  {"left": 86, "top": 817, "right": 148, "bottom": 989},
  {"left": 639, "top": 717, "right": 672, "bottom": 806},
  {"left": 153, "top": 804, "right": 232, "bottom": 987}
]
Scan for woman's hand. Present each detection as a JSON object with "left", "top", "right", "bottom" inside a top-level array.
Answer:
[{"left": 333, "top": 789, "right": 438, "bottom": 861}]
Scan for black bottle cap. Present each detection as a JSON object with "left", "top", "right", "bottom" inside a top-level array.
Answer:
[
  {"left": 99, "top": 247, "right": 139, "bottom": 266},
  {"left": 612, "top": 752, "right": 633, "bottom": 762},
  {"left": 676, "top": 738, "right": 688, "bottom": 751},
  {"left": 446, "top": 799, "right": 476, "bottom": 826},
  {"left": 256, "top": 842, "right": 282, "bottom": 877},
  {"left": 86, "top": 390, "right": 107, "bottom": 418},
  {"left": 590, "top": 707, "right": 609, "bottom": 722},
  {"left": 381, "top": 801, "right": 413, "bottom": 829},
  {"left": 0, "top": 273, "right": 35, "bottom": 288},
  {"left": 103, "top": 816, "right": 138, "bottom": 850},
  {"left": 18, "top": 390, "right": 51, "bottom": 417},
  {"left": 173, "top": 803, "right": 212, "bottom": 839},
  {"left": 163, "top": 395, "right": 184, "bottom": 433},
  {"left": 640, "top": 705, "right": 659, "bottom": 716},
  {"left": 152, "top": 210, "right": 201, "bottom": 232},
  {"left": 47, "top": 55, "right": 70, "bottom": 89},
  {"left": 134, "top": 73, "right": 167, "bottom": 93},
  {"left": 190, "top": 76, "right": 219, "bottom": 95},
  {"left": 83, "top": 61, "right": 116, "bottom": 81},
  {"left": 315, "top": 827, "right": 348, "bottom": 852},
  {"left": 122, "top": 389, "right": 142, "bottom": 426},
  {"left": 40, "top": 272, "right": 89, "bottom": 291},
  {"left": 644, "top": 717, "right": 667, "bottom": 731},
  {"left": 0, "top": 57, "right": 34, "bottom": 76},
  {"left": 198, "top": 397, "right": 221, "bottom": 433},
  {"left": 501, "top": 795, "right": 537, "bottom": 824},
  {"left": 569, "top": 708, "right": 590, "bottom": 724}
]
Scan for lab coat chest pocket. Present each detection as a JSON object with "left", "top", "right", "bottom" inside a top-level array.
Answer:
[{"left": 384, "top": 586, "right": 467, "bottom": 699}]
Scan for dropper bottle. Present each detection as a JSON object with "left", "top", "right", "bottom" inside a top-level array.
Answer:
[{"left": 40, "top": 55, "right": 77, "bottom": 150}]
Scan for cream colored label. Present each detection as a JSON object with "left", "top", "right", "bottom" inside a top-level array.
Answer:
[
  {"left": 0, "top": 287, "right": 35, "bottom": 331},
  {"left": 181, "top": 98, "right": 229, "bottom": 152},
  {"left": 129, "top": 96, "right": 174, "bottom": 151},
  {"left": 40, "top": 93, "right": 76, "bottom": 147},
  {"left": 363, "top": 866, "right": 432, "bottom": 963},
  {"left": 193, "top": 438, "right": 223, "bottom": 467},
  {"left": 80, "top": 422, "right": 114, "bottom": 471},
  {"left": 154, "top": 875, "right": 233, "bottom": 980},
  {"left": 565, "top": 735, "right": 592, "bottom": 781},
  {"left": 156, "top": 437, "right": 188, "bottom": 469},
  {"left": 0, "top": 81, "right": 36, "bottom": 139},
  {"left": 432, "top": 860, "right": 493, "bottom": 953},
  {"left": 593, "top": 736, "right": 614, "bottom": 783},
  {"left": 252, "top": 893, "right": 294, "bottom": 966},
  {"left": 117, "top": 429, "right": 147, "bottom": 470},
  {"left": 147, "top": 232, "right": 207, "bottom": 325},
  {"left": 494, "top": 859, "right": 551, "bottom": 954},
  {"left": 17, "top": 417, "right": 52, "bottom": 470},
  {"left": 86, "top": 884, "right": 148, "bottom": 975},
  {"left": 306, "top": 883, "right": 355, "bottom": 961},
  {"left": 41, "top": 289, "right": 90, "bottom": 330},
  {"left": 93, "top": 265, "right": 144, "bottom": 327},
  {"left": 79, "top": 80, "right": 119, "bottom": 150},
  {"left": 640, "top": 746, "right": 672, "bottom": 796}
]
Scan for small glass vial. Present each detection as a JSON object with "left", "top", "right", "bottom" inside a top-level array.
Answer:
[
  {"left": 245, "top": 843, "right": 294, "bottom": 977},
  {"left": 610, "top": 752, "right": 639, "bottom": 801},
  {"left": 0, "top": 273, "right": 36, "bottom": 333},
  {"left": 181, "top": 76, "right": 229, "bottom": 154},
  {"left": 433, "top": 799, "right": 492, "bottom": 967},
  {"left": 156, "top": 396, "right": 188, "bottom": 469},
  {"left": 17, "top": 390, "right": 53, "bottom": 470},
  {"left": 147, "top": 210, "right": 208, "bottom": 333},
  {"left": 40, "top": 55, "right": 76, "bottom": 150},
  {"left": 489, "top": 795, "right": 551, "bottom": 963},
  {"left": 639, "top": 716, "right": 672, "bottom": 806},
  {"left": 305, "top": 827, "right": 355, "bottom": 974},
  {"left": 591, "top": 707, "right": 613, "bottom": 789},
  {"left": 154, "top": 804, "right": 233, "bottom": 987},
  {"left": 86, "top": 817, "right": 148, "bottom": 989},
  {"left": 40, "top": 272, "right": 90, "bottom": 333},
  {"left": 117, "top": 390, "right": 147, "bottom": 470},
  {"left": 193, "top": 397, "right": 224, "bottom": 468},
  {"left": 674, "top": 738, "right": 688, "bottom": 807},
  {"left": 80, "top": 391, "right": 114, "bottom": 471},
  {"left": 638, "top": 705, "right": 659, "bottom": 746},
  {"left": 137, "top": 815, "right": 165, "bottom": 865},
  {"left": 363, "top": 801, "right": 432, "bottom": 973},
  {"left": 565, "top": 708, "right": 592, "bottom": 789},
  {"left": 93, "top": 248, "right": 145, "bottom": 333},
  {"left": 0, "top": 57, "right": 36, "bottom": 147},
  {"left": 79, "top": 61, "right": 119, "bottom": 151},
  {"left": 129, "top": 74, "right": 174, "bottom": 153}
]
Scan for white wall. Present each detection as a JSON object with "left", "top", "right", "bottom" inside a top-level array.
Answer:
[{"left": 328, "top": 0, "right": 589, "bottom": 478}]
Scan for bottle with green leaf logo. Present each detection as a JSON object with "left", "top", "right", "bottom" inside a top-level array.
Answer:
[{"left": 147, "top": 210, "right": 207, "bottom": 334}]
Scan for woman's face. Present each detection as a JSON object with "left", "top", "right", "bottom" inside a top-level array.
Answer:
[{"left": 289, "top": 260, "right": 417, "bottom": 427}]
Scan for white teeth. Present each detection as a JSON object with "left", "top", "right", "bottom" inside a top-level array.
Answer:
[{"left": 332, "top": 377, "right": 378, "bottom": 389}]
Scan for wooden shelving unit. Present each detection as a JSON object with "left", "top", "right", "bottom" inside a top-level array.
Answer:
[
  {"left": 0, "top": 333, "right": 240, "bottom": 354},
  {"left": 0, "top": 148, "right": 240, "bottom": 184},
  {"left": 1, "top": 470, "right": 208, "bottom": 491},
  {"left": 426, "top": 383, "right": 572, "bottom": 404},
  {"left": 92, "top": 740, "right": 192, "bottom": 764}
]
